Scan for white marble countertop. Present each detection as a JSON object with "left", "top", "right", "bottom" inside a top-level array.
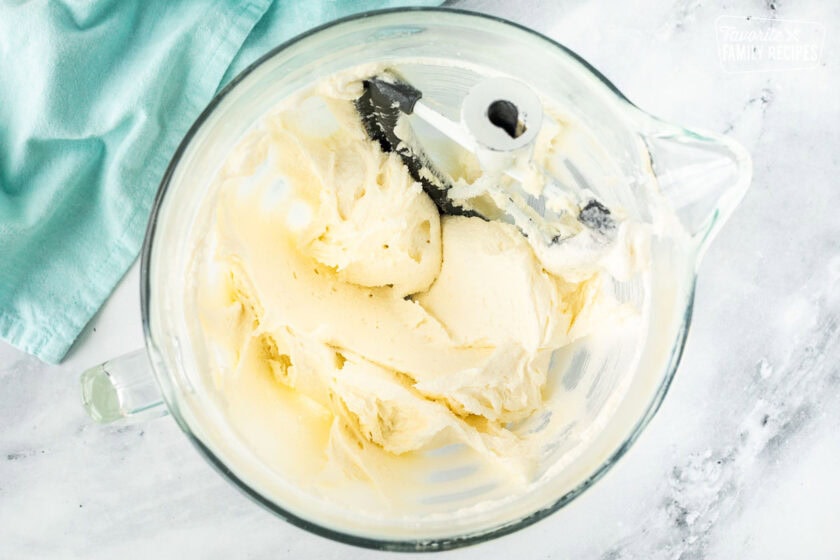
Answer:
[{"left": 2, "top": 0, "right": 838, "bottom": 557}]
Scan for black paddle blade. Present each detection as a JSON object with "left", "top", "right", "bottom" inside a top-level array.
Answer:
[{"left": 355, "top": 75, "right": 479, "bottom": 219}]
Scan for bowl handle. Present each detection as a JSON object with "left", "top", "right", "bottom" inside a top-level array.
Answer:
[
  {"left": 639, "top": 120, "right": 752, "bottom": 264},
  {"left": 80, "top": 349, "right": 167, "bottom": 424}
]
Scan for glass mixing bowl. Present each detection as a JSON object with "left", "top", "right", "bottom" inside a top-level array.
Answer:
[{"left": 81, "top": 8, "right": 751, "bottom": 551}]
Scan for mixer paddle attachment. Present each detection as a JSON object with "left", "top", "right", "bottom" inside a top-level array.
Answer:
[{"left": 355, "top": 71, "right": 616, "bottom": 244}]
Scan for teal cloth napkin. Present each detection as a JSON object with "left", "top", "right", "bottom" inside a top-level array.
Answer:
[{"left": 0, "top": 0, "right": 440, "bottom": 363}]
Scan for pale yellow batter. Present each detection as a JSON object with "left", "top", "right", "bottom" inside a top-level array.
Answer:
[{"left": 195, "top": 71, "right": 646, "bottom": 496}]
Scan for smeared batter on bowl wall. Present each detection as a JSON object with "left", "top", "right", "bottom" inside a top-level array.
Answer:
[{"left": 194, "top": 68, "right": 649, "bottom": 507}]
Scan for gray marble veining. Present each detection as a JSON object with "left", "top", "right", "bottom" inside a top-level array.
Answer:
[{"left": 2, "top": 0, "right": 838, "bottom": 558}]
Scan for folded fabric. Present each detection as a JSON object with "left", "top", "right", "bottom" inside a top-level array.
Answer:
[{"left": 0, "top": 0, "right": 440, "bottom": 363}]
